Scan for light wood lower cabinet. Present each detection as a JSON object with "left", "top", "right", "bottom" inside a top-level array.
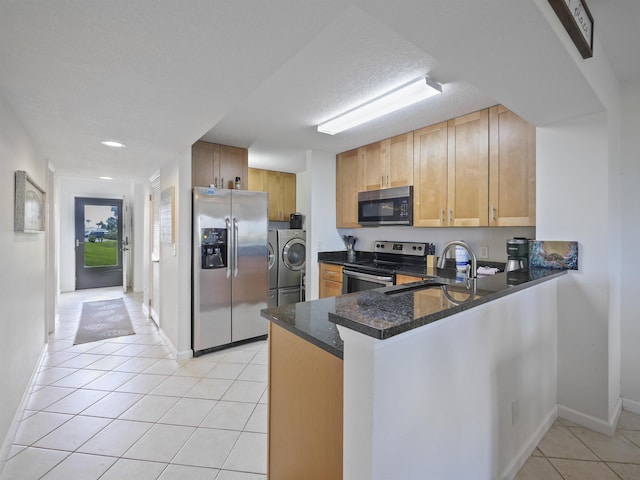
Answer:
[
  {"left": 395, "top": 274, "right": 423, "bottom": 284},
  {"left": 268, "top": 323, "right": 343, "bottom": 480},
  {"left": 319, "top": 263, "right": 343, "bottom": 298}
]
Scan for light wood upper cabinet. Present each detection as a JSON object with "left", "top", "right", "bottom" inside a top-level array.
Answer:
[
  {"left": 387, "top": 132, "right": 414, "bottom": 188},
  {"left": 192, "top": 141, "right": 247, "bottom": 189},
  {"left": 335, "top": 104, "right": 534, "bottom": 229},
  {"left": 361, "top": 141, "right": 387, "bottom": 191},
  {"left": 249, "top": 168, "right": 296, "bottom": 221},
  {"left": 488, "top": 105, "right": 536, "bottom": 226},
  {"left": 336, "top": 149, "right": 362, "bottom": 228},
  {"left": 248, "top": 167, "right": 265, "bottom": 191},
  {"left": 413, "top": 122, "right": 448, "bottom": 227},
  {"left": 361, "top": 133, "right": 413, "bottom": 191},
  {"left": 447, "top": 109, "right": 489, "bottom": 227}
]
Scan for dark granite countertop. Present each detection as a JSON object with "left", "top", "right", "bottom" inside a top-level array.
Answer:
[{"left": 261, "top": 267, "right": 567, "bottom": 359}]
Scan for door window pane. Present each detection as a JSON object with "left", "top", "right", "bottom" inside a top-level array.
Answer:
[{"left": 84, "top": 205, "right": 119, "bottom": 267}]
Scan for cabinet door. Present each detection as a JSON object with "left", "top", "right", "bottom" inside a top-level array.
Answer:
[
  {"left": 248, "top": 167, "right": 266, "bottom": 192},
  {"left": 319, "top": 263, "right": 343, "bottom": 298},
  {"left": 266, "top": 170, "right": 282, "bottom": 221},
  {"left": 413, "top": 122, "right": 448, "bottom": 227},
  {"left": 489, "top": 105, "right": 536, "bottom": 226},
  {"left": 447, "top": 109, "right": 489, "bottom": 227},
  {"left": 192, "top": 141, "right": 219, "bottom": 187},
  {"left": 387, "top": 132, "right": 414, "bottom": 188},
  {"left": 281, "top": 172, "right": 297, "bottom": 220},
  {"left": 361, "top": 141, "right": 387, "bottom": 191},
  {"left": 219, "top": 144, "right": 248, "bottom": 190},
  {"left": 336, "top": 149, "right": 362, "bottom": 228}
]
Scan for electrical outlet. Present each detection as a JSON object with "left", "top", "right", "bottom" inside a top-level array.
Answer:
[
  {"left": 478, "top": 245, "right": 489, "bottom": 259},
  {"left": 512, "top": 398, "right": 520, "bottom": 425}
]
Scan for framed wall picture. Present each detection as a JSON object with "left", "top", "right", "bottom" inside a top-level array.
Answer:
[
  {"left": 548, "top": 0, "right": 594, "bottom": 59},
  {"left": 15, "top": 170, "right": 46, "bottom": 233}
]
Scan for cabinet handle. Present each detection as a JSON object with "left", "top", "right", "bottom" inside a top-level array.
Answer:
[
  {"left": 448, "top": 209, "right": 453, "bottom": 222},
  {"left": 491, "top": 206, "right": 496, "bottom": 221},
  {"left": 386, "top": 175, "right": 389, "bottom": 186},
  {"left": 440, "top": 209, "right": 445, "bottom": 223},
  {"left": 381, "top": 175, "right": 384, "bottom": 187}
]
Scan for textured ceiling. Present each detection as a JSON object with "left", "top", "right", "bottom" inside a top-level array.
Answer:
[{"left": 0, "top": 0, "right": 637, "bottom": 180}]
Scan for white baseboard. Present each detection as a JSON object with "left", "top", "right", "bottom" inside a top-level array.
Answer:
[
  {"left": 501, "top": 406, "right": 558, "bottom": 480},
  {"left": 622, "top": 397, "right": 640, "bottom": 415},
  {"left": 0, "top": 344, "right": 48, "bottom": 476},
  {"left": 141, "top": 301, "right": 149, "bottom": 318},
  {"left": 156, "top": 326, "right": 193, "bottom": 362},
  {"left": 557, "top": 398, "right": 622, "bottom": 436}
]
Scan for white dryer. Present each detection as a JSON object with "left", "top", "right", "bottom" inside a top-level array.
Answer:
[{"left": 277, "top": 229, "right": 306, "bottom": 305}]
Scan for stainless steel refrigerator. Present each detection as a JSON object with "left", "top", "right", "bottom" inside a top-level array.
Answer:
[{"left": 192, "top": 187, "right": 268, "bottom": 356}]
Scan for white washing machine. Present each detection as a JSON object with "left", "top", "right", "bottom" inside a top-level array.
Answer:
[{"left": 277, "top": 229, "right": 306, "bottom": 305}]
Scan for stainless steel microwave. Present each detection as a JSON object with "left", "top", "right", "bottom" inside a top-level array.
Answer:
[{"left": 358, "top": 186, "right": 413, "bottom": 226}]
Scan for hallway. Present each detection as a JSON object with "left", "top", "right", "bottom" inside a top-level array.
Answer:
[{"left": 1, "top": 287, "right": 267, "bottom": 480}]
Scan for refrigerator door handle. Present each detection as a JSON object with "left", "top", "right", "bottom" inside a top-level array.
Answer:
[
  {"left": 233, "top": 217, "right": 239, "bottom": 277},
  {"left": 225, "top": 217, "right": 232, "bottom": 279}
]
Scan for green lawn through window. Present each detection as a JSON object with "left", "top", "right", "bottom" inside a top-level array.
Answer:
[{"left": 84, "top": 240, "right": 118, "bottom": 267}]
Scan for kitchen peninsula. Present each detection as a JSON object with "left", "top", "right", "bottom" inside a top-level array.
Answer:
[{"left": 261, "top": 267, "right": 567, "bottom": 480}]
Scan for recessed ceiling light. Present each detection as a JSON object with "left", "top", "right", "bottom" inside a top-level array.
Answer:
[
  {"left": 317, "top": 76, "right": 443, "bottom": 135},
  {"left": 101, "top": 140, "right": 126, "bottom": 148},
  {"left": 99, "top": 176, "right": 113, "bottom": 180}
]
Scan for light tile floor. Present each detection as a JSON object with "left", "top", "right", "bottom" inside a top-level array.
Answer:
[
  {"left": 1, "top": 287, "right": 267, "bottom": 480},
  {"left": 516, "top": 413, "right": 640, "bottom": 479}
]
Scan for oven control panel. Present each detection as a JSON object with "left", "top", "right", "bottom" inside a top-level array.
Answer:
[{"left": 373, "top": 241, "right": 431, "bottom": 256}]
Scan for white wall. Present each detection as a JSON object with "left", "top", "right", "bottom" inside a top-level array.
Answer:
[
  {"left": 0, "top": 93, "right": 48, "bottom": 460},
  {"left": 303, "top": 150, "right": 345, "bottom": 299},
  {"left": 536, "top": 112, "right": 615, "bottom": 426},
  {"left": 337, "top": 226, "right": 535, "bottom": 263},
  {"left": 339, "top": 280, "right": 558, "bottom": 480},
  {"left": 57, "top": 177, "right": 145, "bottom": 293},
  {"left": 620, "top": 79, "right": 640, "bottom": 412},
  {"left": 158, "top": 149, "right": 193, "bottom": 360}
]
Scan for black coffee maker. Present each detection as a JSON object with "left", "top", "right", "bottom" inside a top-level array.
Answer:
[
  {"left": 289, "top": 212, "right": 303, "bottom": 229},
  {"left": 506, "top": 238, "right": 529, "bottom": 272}
]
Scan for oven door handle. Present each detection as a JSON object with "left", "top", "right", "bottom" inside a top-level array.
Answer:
[{"left": 343, "top": 269, "right": 394, "bottom": 283}]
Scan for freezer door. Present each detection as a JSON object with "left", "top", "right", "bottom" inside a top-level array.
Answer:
[
  {"left": 230, "top": 190, "right": 268, "bottom": 342},
  {"left": 193, "top": 188, "right": 232, "bottom": 352}
]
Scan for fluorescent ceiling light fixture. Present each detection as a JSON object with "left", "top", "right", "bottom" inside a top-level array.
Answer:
[
  {"left": 317, "top": 76, "right": 442, "bottom": 135},
  {"left": 101, "top": 140, "right": 126, "bottom": 148},
  {"left": 99, "top": 176, "right": 113, "bottom": 180}
]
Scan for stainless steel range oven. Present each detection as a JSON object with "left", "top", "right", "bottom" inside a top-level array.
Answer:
[
  {"left": 342, "top": 268, "right": 394, "bottom": 294},
  {"left": 341, "top": 240, "right": 433, "bottom": 294}
]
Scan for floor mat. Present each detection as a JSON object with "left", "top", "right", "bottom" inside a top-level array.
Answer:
[{"left": 73, "top": 297, "right": 135, "bottom": 345}]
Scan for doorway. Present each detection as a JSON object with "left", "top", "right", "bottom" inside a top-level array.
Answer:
[{"left": 74, "top": 197, "right": 124, "bottom": 289}]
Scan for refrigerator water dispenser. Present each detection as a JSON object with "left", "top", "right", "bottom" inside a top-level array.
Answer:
[{"left": 201, "top": 228, "right": 227, "bottom": 269}]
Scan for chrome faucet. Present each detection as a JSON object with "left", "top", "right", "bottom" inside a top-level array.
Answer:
[{"left": 437, "top": 240, "right": 477, "bottom": 278}]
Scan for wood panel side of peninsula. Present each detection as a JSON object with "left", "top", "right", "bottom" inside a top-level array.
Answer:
[{"left": 268, "top": 323, "right": 343, "bottom": 479}]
